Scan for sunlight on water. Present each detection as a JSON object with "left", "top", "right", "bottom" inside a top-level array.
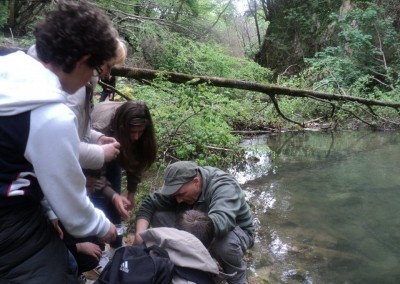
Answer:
[
  {"left": 269, "top": 231, "right": 289, "bottom": 256},
  {"left": 229, "top": 135, "right": 271, "bottom": 184},
  {"left": 259, "top": 190, "right": 276, "bottom": 212}
]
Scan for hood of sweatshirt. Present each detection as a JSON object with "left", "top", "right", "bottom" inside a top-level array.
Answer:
[{"left": 0, "top": 51, "right": 66, "bottom": 116}]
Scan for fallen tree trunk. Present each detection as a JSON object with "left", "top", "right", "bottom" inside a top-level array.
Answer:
[{"left": 112, "top": 67, "right": 400, "bottom": 109}]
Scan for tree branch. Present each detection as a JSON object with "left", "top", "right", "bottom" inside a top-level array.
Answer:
[
  {"left": 200, "top": 0, "right": 233, "bottom": 38},
  {"left": 97, "top": 80, "right": 131, "bottom": 101},
  {"left": 268, "top": 94, "right": 304, "bottom": 126}
]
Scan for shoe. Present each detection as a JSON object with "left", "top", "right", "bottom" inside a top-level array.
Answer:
[{"left": 94, "top": 251, "right": 109, "bottom": 275}]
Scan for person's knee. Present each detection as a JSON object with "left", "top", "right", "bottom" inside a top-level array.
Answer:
[
  {"left": 211, "top": 237, "right": 244, "bottom": 266},
  {"left": 209, "top": 230, "right": 250, "bottom": 283}
]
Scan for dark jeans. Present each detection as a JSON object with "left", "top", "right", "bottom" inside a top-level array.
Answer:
[
  {"left": 90, "top": 160, "right": 123, "bottom": 249},
  {"left": 99, "top": 91, "right": 114, "bottom": 102},
  {"left": 68, "top": 250, "right": 78, "bottom": 275}
]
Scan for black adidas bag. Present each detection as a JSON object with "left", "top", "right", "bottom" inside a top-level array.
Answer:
[{"left": 95, "top": 244, "right": 174, "bottom": 284}]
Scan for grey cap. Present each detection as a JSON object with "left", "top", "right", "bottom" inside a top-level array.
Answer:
[{"left": 161, "top": 161, "right": 198, "bottom": 195}]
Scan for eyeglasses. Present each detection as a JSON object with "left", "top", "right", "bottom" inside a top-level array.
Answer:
[{"left": 94, "top": 65, "right": 103, "bottom": 76}]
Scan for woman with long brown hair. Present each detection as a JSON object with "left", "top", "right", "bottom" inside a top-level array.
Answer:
[{"left": 87, "top": 100, "right": 157, "bottom": 260}]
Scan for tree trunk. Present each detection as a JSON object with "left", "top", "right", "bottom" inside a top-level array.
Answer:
[{"left": 8, "top": 0, "right": 16, "bottom": 28}]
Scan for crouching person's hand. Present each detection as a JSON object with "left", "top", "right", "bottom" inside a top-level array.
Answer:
[
  {"left": 133, "top": 219, "right": 149, "bottom": 245},
  {"left": 76, "top": 242, "right": 102, "bottom": 261},
  {"left": 133, "top": 232, "right": 143, "bottom": 245}
]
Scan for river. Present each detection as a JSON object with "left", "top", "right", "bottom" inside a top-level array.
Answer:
[{"left": 230, "top": 130, "right": 400, "bottom": 284}]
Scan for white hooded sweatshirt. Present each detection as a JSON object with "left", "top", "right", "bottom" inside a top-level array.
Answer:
[{"left": 0, "top": 51, "right": 110, "bottom": 238}]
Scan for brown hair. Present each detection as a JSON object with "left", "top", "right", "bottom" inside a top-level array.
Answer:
[
  {"left": 111, "top": 101, "right": 157, "bottom": 172},
  {"left": 34, "top": 0, "right": 117, "bottom": 73},
  {"left": 176, "top": 210, "right": 214, "bottom": 248}
]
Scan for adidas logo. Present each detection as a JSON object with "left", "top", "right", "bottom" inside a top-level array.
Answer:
[{"left": 120, "top": 261, "right": 129, "bottom": 273}]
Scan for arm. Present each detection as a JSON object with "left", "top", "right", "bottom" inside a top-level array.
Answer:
[
  {"left": 26, "top": 105, "right": 115, "bottom": 240},
  {"left": 135, "top": 192, "right": 168, "bottom": 222},
  {"left": 78, "top": 142, "right": 105, "bottom": 170},
  {"left": 66, "top": 86, "right": 119, "bottom": 169},
  {"left": 205, "top": 174, "right": 243, "bottom": 238},
  {"left": 133, "top": 218, "right": 149, "bottom": 245},
  {"left": 76, "top": 242, "right": 102, "bottom": 260},
  {"left": 103, "top": 184, "right": 131, "bottom": 221},
  {"left": 41, "top": 198, "right": 63, "bottom": 239},
  {"left": 79, "top": 140, "right": 120, "bottom": 169},
  {"left": 65, "top": 86, "right": 91, "bottom": 142},
  {"left": 135, "top": 192, "right": 176, "bottom": 242},
  {"left": 95, "top": 133, "right": 117, "bottom": 145},
  {"left": 89, "top": 129, "right": 104, "bottom": 144}
]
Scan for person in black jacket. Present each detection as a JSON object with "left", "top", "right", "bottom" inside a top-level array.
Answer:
[{"left": 99, "top": 74, "right": 116, "bottom": 102}]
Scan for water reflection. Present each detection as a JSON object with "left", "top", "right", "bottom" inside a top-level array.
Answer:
[
  {"left": 229, "top": 135, "right": 272, "bottom": 184},
  {"left": 230, "top": 130, "right": 400, "bottom": 284}
]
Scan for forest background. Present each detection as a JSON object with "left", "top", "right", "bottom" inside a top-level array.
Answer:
[{"left": 1, "top": 0, "right": 400, "bottom": 214}]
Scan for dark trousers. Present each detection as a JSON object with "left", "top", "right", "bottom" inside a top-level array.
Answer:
[
  {"left": 90, "top": 160, "right": 123, "bottom": 249},
  {"left": 62, "top": 224, "right": 101, "bottom": 274},
  {"left": 74, "top": 248, "right": 99, "bottom": 274},
  {"left": 1, "top": 237, "right": 78, "bottom": 284},
  {"left": 0, "top": 203, "right": 78, "bottom": 283}
]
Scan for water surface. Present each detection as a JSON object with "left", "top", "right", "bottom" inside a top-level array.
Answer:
[{"left": 231, "top": 130, "right": 400, "bottom": 284}]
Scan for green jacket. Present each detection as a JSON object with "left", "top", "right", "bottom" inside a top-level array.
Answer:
[{"left": 137, "top": 166, "right": 255, "bottom": 238}]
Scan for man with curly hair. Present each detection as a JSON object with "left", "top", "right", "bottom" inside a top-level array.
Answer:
[{"left": 0, "top": 1, "right": 119, "bottom": 282}]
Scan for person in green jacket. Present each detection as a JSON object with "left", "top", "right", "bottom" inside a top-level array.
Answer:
[{"left": 134, "top": 161, "right": 255, "bottom": 284}]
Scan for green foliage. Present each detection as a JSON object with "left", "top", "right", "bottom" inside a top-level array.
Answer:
[
  {"left": 305, "top": 3, "right": 400, "bottom": 94},
  {"left": 129, "top": 21, "right": 272, "bottom": 81},
  {"left": 270, "top": 2, "right": 400, "bottom": 126},
  {"left": 0, "top": 1, "right": 8, "bottom": 30}
]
